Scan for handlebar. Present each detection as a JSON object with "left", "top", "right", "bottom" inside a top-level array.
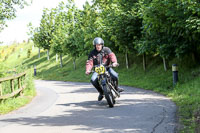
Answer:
[
  {"left": 86, "top": 63, "right": 119, "bottom": 75},
  {"left": 89, "top": 63, "right": 119, "bottom": 73},
  {"left": 94, "top": 63, "right": 119, "bottom": 69}
]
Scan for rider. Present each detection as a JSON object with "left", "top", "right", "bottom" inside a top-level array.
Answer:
[{"left": 85, "top": 37, "right": 124, "bottom": 101}]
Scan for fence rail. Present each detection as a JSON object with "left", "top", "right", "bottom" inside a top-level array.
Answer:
[{"left": 0, "top": 72, "right": 26, "bottom": 100}]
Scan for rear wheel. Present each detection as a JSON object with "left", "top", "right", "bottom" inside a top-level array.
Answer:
[{"left": 103, "top": 84, "right": 114, "bottom": 108}]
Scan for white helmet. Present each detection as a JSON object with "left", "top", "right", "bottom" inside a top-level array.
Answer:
[{"left": 93, "top": 37, "right": 104, "bottom": 46}]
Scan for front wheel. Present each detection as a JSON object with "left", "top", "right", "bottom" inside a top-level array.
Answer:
[{"left": 103, "top": 84, "right": 114, "bottom": 108}]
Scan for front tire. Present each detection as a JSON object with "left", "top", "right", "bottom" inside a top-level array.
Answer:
[{"left": 103, "top": 84, "right": 114, "bottom": 108}]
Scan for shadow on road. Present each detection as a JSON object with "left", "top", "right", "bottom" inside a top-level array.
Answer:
[
  {"left": 0, "top": 98, "right": 172, "bottom": 133},
  {"left": 0, "top": 81, "right": 176, "bottom": 133}
]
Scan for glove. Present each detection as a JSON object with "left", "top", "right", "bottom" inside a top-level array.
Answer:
[
  {"left": 85, "top": 71, "right": 91, "bottom": 75},
  {"left": 112, "top": 62, "right": 119, "bottom": 67}
]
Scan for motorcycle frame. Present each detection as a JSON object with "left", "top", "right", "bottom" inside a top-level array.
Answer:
[{"left": 97, "top": 70, "right": 120, "bottom": 98}]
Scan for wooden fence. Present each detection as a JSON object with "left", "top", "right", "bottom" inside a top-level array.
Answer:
[{"left": 0, "top": 72, "right": 26, "bottom": 100}]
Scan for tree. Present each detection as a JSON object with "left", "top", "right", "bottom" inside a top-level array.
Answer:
[
  {"left": 38, "top": 8, "right": 56, "bottom": 60},
  {"left": 62, "top": 0, "right": 85, "bottom": 70},
  {"left": 80, "top": 1, "right": 101, "bottom": 54},
  {"left": 50, "top": 2, "right": 68, "bottom": 67},
  {"left": 138, "top": 0, "right": 175, "bottom": 71},
  {"left": 0, "top": 0, "right": 29, "bottom": 32},
  {"left": 139, "top": 0, "right": 200, "bottom": 70},
  {"left": 93, "top": 0, "right": 142, "bottom": 69},
  {"left": 27, "top": 22, "right": 43, "bottom": 58}
]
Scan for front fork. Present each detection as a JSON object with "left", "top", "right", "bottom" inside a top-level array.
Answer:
[
  {"left": 100, "top": 77, "right": 109, "bottom": 93},
  {"left": 99, "top": 76, "right": 120, "bottom": 98}
]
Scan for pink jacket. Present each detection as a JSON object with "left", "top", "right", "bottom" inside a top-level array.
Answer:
[{"left": 86, "top": 47, "right": 117, "bottom": 72}]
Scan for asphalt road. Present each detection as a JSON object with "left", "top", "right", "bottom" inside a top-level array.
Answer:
[{"left": 0, "top": 80, "right": 177, "bottom": 133}]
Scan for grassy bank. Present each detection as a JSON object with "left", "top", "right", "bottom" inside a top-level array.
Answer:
[
  {"left": 1, "top": 42, "right": 200, "bottom": 132},
  {"left": 0, "top": 43, "right": 36, "bottom": 114},
  {"left": 0, "top": 71, "right": 36, "bottom": 114}
]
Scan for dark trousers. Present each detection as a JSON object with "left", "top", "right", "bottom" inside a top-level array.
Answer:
[{"left": 90, "top": 68, "right": 118, "bottom": 94}]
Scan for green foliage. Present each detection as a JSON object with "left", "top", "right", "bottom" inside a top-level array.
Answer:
[
  {"left": 39, "top": 8, "right": 55, "bottom": 50},
  {"left": 0, "top": 62, "right": 6, "bottom": 78},
  {"left": 28, "top": 0, "right": 200, "bottom": 64},
  {"left": 80, "top": 1, "right": 104, "bottom": 52},
  {"left": 50, "top": 2, "right": 66, "bottom": 55},
  {"left": 139, "top": 0, "right": 200, "bottom": 59},
  {"left": 27, "top": 48, "right": 31, "bottom": 58},
  {"left": 63, "top": 5, "right": 85, "bottom": 58},
  {"left": 93, "top": 0, "right": 142, "bottom": 53},
  {"left": 27, "top": 23, "right": 41, "bottom": 48},
  {"left": 0, "top": 0, "right": 29, "bottom": 32}
]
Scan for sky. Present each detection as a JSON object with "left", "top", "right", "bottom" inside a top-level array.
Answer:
[{"left": 0, "top": 0, "right": 91, "bottom": 45}]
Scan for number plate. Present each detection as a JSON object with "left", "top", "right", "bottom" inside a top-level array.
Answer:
[{"left": 95, "top": 65, "right": 105, "bottom": 74}]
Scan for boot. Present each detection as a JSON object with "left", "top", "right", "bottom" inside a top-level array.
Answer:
[
  {"left": 98, "top": 93, "right": 104, "bottom": 101},
  {"left": 114, "top": 80, "right": 124, "bottom": 93},
  {"left": 117, "top": 87, "right": 124, "bottom": 92}
]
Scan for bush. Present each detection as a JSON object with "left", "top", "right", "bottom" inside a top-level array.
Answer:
[{"left": 27, "top": 49, "right": 31, "bottom": 58}]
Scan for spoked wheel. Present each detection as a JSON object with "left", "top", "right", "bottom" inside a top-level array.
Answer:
[{"left": 103, "top": 84, "right": 114, "bottom": 108}]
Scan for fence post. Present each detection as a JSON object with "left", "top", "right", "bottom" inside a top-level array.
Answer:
[
  {"left": 172, "top": 64, "right": 178, "bottom": 86},
  {"left": 10, "top": 79, "right": 14, "bottom": 92},
  {"left": 0, "top": 72, "right": 26, "bottom": 100},
  {"left": 34, "top": 65, "right": 36, "bottom": 76},
  {"left": 0, "top": 83, "right": 2, "bottom": 96},
  {"left": 18, "top": 77, "right": 22, "bottom": 96},
  {"left": 22, "top": 74, "right": 25, "bottom": 94}
]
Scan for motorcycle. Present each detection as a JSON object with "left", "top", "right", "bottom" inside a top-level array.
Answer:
[{"left": 92, "top": 63, "right": 120, "bottom": 108}]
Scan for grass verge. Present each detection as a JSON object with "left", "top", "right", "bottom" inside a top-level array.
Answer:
[
  {"left": 0, "top": 43, "right": 36, "bottom": 114},
  {"left": 0, "top": 71, "right": 36, "bottom": 114}
]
